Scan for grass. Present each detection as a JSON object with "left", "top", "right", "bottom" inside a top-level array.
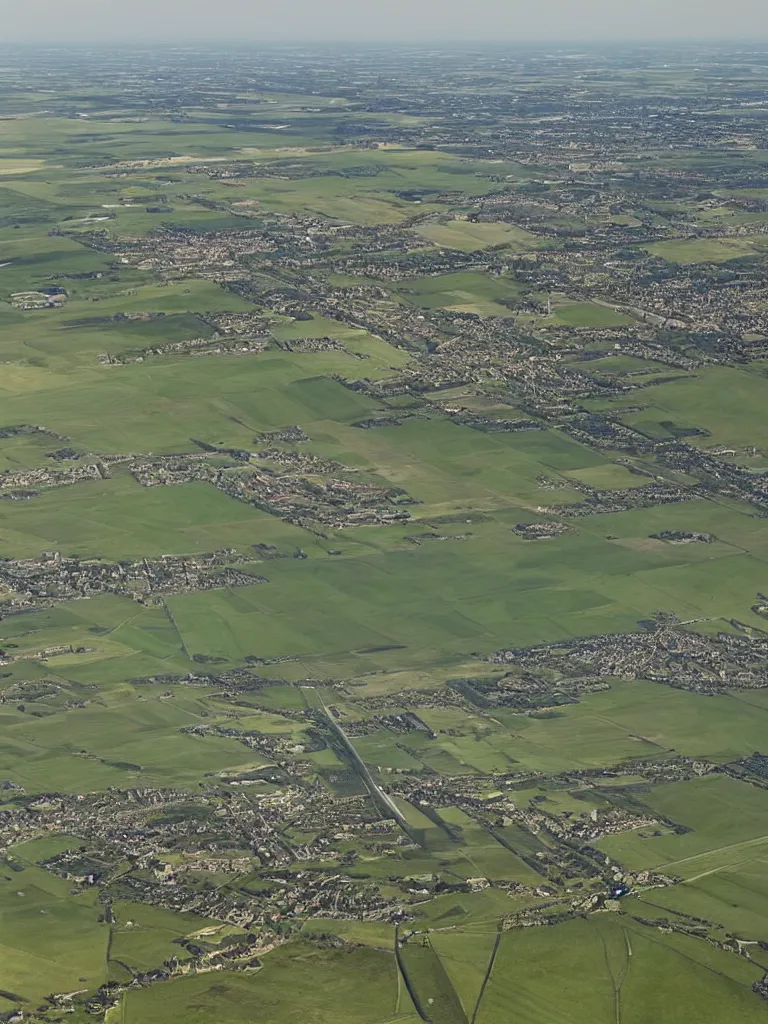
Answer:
[
  {"left": 121, "top": 943, "right": 406, "bottom": 1024},
  {"left": 415, "top": 221, "right": 537, "bottom": 252},
  {"left": 0, "top": 866, "right": 108, "bottom": 1006},
  {"left": 598, "top": 365, "right": 768, "bottom": 451},
  {"left": 3, "top": 62, "right": 768, "bottom": 1024},
  {"left": 428, "top": 930, "right": 499, "bottom": 1018},
  {"left": 475, "top": 916, "right": 765, "bottom": 1024},
  {"left": 598, "top": 775, "right": 768, "bottom": 875},
  {"left": 0, "top": 474, "right": 302, "bottom": 560},
  {"left": 647, "top": 237, "right": 768, "bottom": 263},
  {"left": 393, "top": 270, "right": 527, "bottom": 316},
  {"left": 633, "top": 857, "right": 768, "bottom": 939},
  {"left": 505, "top": 683, "right": 768, "bottom": 766},
  {"left": 301, "top": 918, "right": 395, "bottom": 949},
  {"left": 109, "top": 901, "right": 221, "bottom": 973},
  {"left": 0, "top": 687, "right": 268, "bottom": 793},
  {"left": 163, "top": 526, "right": 664, "bottom": 667},
  {"left": 0, "top": 356, "right": 382, "bottom": 452},
  {"left": 436, "top": 807, "right": 542, "bottom": 882},
  {"left": 399, "top": 938, "right": 468, "bottom": 1024},
  {"left": 551, "top": 301, "right": 635, "bottom": 327},
  {"left": 562, "top": 463, "right": 651, "bottom": 490}
]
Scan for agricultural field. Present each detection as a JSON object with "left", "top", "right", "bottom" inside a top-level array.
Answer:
[
  {"left": 646, "top": 237, "right": 768, "bottom": 263},
  {"left": 1, "top": 41, "right": 768, "bottom": 1024},
  {"left": 415, "top": 220, "right": 538, "bottom": 252}
]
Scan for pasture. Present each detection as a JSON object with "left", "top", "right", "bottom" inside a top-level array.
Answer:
[
  {"left": 647, "top": 237, "right": 768, "bottom": 263},
  {"left": 120, "top": 944, "right": 408, "bottom": 1024},
  {"left": 415, "top": 220, "right": 538, "bottom": 252},
  {"left": 474, "top": 916, "right": 765, "bottom": 1024},
  {"left": 2, "top": 50, "right": 768, "bottom": 1024},
  {"left": 597, "top": 775, "right": 768, "bottom": 875},
  {"left": 594, "top": 364, "right": 768, "bottom": 450}
]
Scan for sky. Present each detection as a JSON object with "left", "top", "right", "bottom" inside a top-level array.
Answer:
[{"left": 1, "top": 0, "right": 766, "bottom": 45}]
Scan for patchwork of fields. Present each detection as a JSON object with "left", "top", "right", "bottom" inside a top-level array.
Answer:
[{"left": 1, "top": 42, "right": 768, "bottom": 1024}]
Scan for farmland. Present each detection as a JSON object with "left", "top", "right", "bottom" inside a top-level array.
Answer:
[{"left": 1, "top": 40, "right": 768, "bottom": 1024}]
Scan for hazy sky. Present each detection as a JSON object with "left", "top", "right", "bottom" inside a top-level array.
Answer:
[{"left": 2, "top": 0, "right": 767, "bottom": 45}]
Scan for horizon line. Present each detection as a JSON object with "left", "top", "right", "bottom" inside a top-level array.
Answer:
[{"left": 3, "top": 37, "right": 768, "bottom": 48}]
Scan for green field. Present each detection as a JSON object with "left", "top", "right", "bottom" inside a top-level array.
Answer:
[
  {"left": 598, "top": 775, "right": 768, "bottom": 875},
  {"left": 121, "top": 945, "right": 410, "bottom": 1024},
  {"left": 475, "top": 917, "right": 765, "bottom": 1024},
  {"left": 646, "top": 237, "right": 768, "bottom": 263},
  {"left": 0, "top": 867, "right": 108, "bottom": 1007},
  {"left": 589, "top": 365, "right": 768, "bottom": 450},
  {"left": 416, "top": 220, "right": 538, "bottom": 252},
  {"left": 393, "top": 270, "right": 528, "bottom": 315},
  {"left": 2, "top": 43, "right": 768, "bottom": 1024}
]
